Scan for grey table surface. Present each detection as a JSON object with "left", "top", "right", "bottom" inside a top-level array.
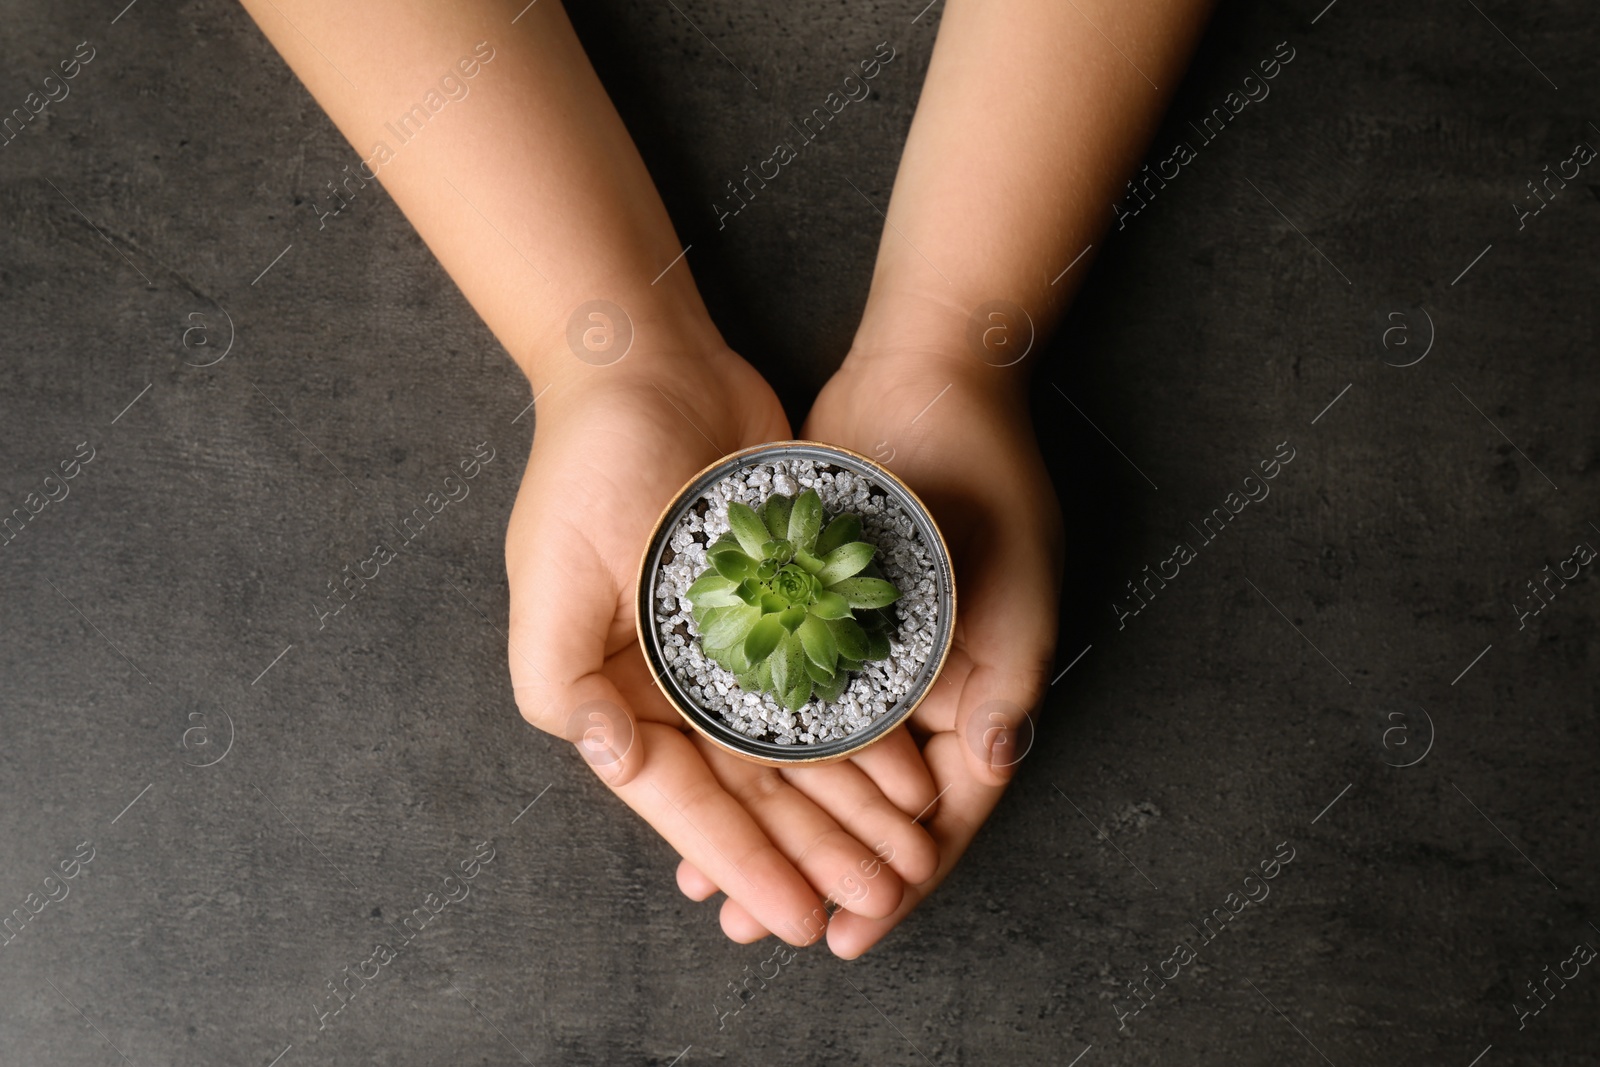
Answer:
[{"left": 3, "top": 1, "right": 1597, "bottom": 1064}]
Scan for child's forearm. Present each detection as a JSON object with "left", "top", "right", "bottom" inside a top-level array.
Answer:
[
  {"left": 853, "top": 0, "right": 1216, "bottom": 372},
  {"left": 238, "top": 0, "right": 720, "bottom": 391}
]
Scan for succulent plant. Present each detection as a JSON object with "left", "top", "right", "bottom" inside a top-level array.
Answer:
[{"left": 685, "top": 488, "right": 900, "bottom": 712}]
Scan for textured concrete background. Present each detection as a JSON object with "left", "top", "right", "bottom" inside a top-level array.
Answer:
[{"left": 2, "top": 0, "right": 1597, "bottom": 1064}]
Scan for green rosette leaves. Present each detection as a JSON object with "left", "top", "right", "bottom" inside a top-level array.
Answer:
[{"left": 685, "top": 487, "right": 901, "bottom": 709}]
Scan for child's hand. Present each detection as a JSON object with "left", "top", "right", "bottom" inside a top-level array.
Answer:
[
  {"left": 793, "top": 341, "right": 1064, "bottom": 956},
  {"left": 505, "top": 342, "right": 937, "bottom": 943}
]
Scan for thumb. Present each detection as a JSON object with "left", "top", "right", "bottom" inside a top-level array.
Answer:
[
  {"left": 512, "top": 668, "right": 644, "bottom": 787},
  {"left": 950, "top": 519, "right": 1058, "bottom": 787},
  {"left": 953, "top": 665, "right": 1044, "bottom": 788},
  {"left": 506, "top": 508, "right": 645, "bottom": 786}
]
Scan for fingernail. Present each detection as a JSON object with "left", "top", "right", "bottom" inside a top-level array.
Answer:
[
  {"left": 579, "top": 738, "right": 622, "bottom": 779},
  {"left": 568, "top": 699, "right": 633, "bottom": 780},
  {"left": 988, "top": 725, "right": 1015, "bottom": 771}
]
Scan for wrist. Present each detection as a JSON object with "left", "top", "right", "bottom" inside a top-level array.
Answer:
[
  {"left": 843, "top": 284, "right": 1038, "bottom": 400},
  {"left": 512, "top": 291, "right": 734, "bottom": 409}
]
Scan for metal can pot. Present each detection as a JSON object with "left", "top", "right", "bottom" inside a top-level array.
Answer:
[{"left": 636, "top": 441, "right": 956, "bottom": 765}]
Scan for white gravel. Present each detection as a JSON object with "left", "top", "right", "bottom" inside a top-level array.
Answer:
[{"left": 652, "top": 457, "right": 938, "bottom": 745}]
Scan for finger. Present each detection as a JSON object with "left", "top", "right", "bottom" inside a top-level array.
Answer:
[
  {"left": 506, "top": 493, "right": 646, "bottom": 784},
  {"left": 676, "top": 857, "right": 719, "bottom": 902},
  {"left": 907, "top": 643, "right": 971, "bottom": 736},
  {"left": 952, "top": 667, "right": 1043, "bottom": 788},
  {"left": 946, "top": 517, "right": 1058, "bottom": 787},
  {"left": 847, "top": 725, "right": 938, "bottom": 819},
  {"left": 719, "top": 897, "right": 773, "bottom": 943},
  {"left": 825, "top": 731, "right": 1007, "bottom": 959},
  {"left": 779, "top": 759, "right": 940, "bottom": 885},
  {"left": 522, "top": 670, "right": 645, "bottom": 787},
  {"left": 696, "top": 738, "right": 906, "bottom": 921},
  {"left": 611, "top": 722, "right": 826, "bottom": 946}
]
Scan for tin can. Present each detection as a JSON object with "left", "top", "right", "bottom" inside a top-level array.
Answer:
[{"left": 635, "top": 441, "right": 956, "bottom": 765}]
